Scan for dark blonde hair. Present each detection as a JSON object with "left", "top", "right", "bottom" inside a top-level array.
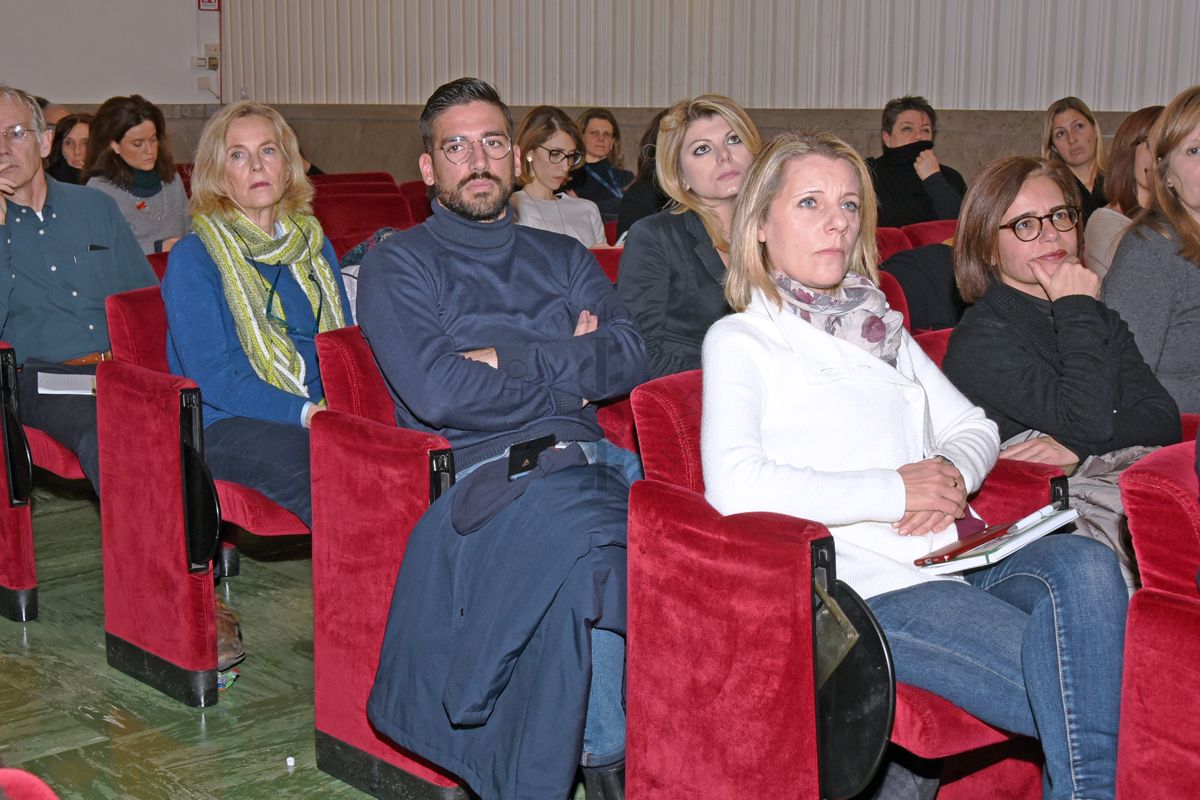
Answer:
[
  {"left": 577, "top": 108, "right": 623, "bottom": 166},
  {"left": 1137, "top": 86, "right": 1200, "bottom": 263},
  {"left": 953, "top": 157, "right": 1081, "bottom": 303},
  {"left": 515, "top": 106, "right": 584, "bottom": 188},
  {"left": 1106, "top": 105, "right": 1164, "bottom": 216},
  {"left": 656, "top": 95, "right": 762, "bottom": 254},
  {"left": 726, "top": 132, "right": 878, "bottom": 312},
  {"left": 189, "top": 101, "right": 312, "bottom": 220},
  {"left": 1041, "top": 97, "right": 1107, "bottom": 180}
]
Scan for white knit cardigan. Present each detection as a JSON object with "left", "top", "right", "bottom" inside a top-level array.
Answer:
[{"left": 701, "top": 289, "right": 1000, "bottom": 599}]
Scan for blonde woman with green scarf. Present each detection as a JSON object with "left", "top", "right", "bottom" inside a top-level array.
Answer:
[{"left": 163, "top": 101, "right": 349, "bottom": 534}]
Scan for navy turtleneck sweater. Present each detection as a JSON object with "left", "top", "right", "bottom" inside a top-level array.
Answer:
[{"left": 356, "top": 201, "right": 648, "bottom": 469}]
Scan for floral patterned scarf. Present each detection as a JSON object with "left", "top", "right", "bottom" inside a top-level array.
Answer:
[{"left": 774, "top": 271, "right": 905, "bottom": 366}]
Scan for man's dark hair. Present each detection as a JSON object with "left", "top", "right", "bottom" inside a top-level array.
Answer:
[
  {"left": 419, "top": 77, "right": 513, "bottom": 152},
  {"left": 881, "top": 95, "right": 938, "bottom": 136}
]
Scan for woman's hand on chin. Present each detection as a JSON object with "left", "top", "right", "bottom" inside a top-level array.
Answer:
[{"left": 1029, "top": 256, "right": 1100, "bottom": 301}]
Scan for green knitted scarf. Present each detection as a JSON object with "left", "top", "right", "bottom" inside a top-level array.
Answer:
[{"left": 192, "top": 212, "right": 346, "bottom": 397}]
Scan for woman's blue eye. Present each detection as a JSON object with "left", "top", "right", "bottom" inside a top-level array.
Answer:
[
  {"left": 692, "top": 144, "right": 710, "bottom": 156},
  {"left": 798, "top": 197, "right": 817, "bottom": 209},
  {"left": 842, "top": 200, "right": 859, "bottom": 212},
  {"left": 1187, "top": 147, "right": 1200, "bottom": 156}
]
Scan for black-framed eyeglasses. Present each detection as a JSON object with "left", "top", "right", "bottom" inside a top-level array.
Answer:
[
  {"left": 999, "top": 206, "right": 1080, "bottom": 242},
  {"left": 437, "top": 135, "right": 513, "bottom": 164},
  {"left": 538, "top": 145, "right": 583, "bottom": 167}
]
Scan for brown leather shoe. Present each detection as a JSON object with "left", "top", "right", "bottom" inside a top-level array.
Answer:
[{"left": 216, "top": 597, "right": 246, "bottom": 671}]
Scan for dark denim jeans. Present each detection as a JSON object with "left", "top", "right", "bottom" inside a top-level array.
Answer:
[{"left": 867, "top": 535, "right": 1127, "bottom": 800}]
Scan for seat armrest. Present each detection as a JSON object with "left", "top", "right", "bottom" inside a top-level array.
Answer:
[{"left": 971, "top": 458, "right": 1061, "bottom": 524}]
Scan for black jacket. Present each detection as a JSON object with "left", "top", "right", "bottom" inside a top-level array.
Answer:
[
  {"left": 618, "top": 209, "right": 731, "bottom": 379},
  {"left": 942, "top": 281, "right": 1180, "bottom": 460},
  {"left": 867, "top": 141, "right": 967, "bottom": 228}
]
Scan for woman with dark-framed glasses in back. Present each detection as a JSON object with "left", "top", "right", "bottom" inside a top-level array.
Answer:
[
  {"left": 162, "top": 100, "right": 350, "bottom": 533},
  {"left": 511, "top": 105, "right": 607, "bottom": 247}
]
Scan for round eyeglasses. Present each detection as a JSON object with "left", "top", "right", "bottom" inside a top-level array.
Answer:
[
  {"left": 538, "top": 146, "right": 583, "bottom": 167},
  {"left": 437, "top": 135, "right": 513, "bottom": 165},
  {"left": 999, "top": 207, "right": 1080, "bottom": 242}
]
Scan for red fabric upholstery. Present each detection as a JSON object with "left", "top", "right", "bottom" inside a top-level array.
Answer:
[
  {"left": 146, "top": 252, "right": 169, "bottom": 280},
  {"left": 398, "top": 180, "right": 433, "bottom": 222},
  {"left": 96, "top": 361, "right": 218, "bottom": 672},
  {"left": 876, "top": 226, "right": 913, "bottom": 263},
  {"left": 0, "top": 347, "right": 36, "bottom": 604},
  {"left": 24, "top": 428, "right": 85, "bottom": 479},
  {"left": 878, "top": 270, "right": 911, "bottom": 331},
  {"left": 914, "top": 327, "right": 952, "bottom": 367},
  {"left": 315, "top": 326, "right": 397, "bottom": 425},
  {"left": 630, "top": 368, "right": 1044, "bottom": 795},
  {"left": 1117, "top": 589, "right": 1200, "bottom": 799},
  {"left": 627, "top": 479, "right": 825, "bottom": 798},
  {"left": 314, "top": 181, "right": 402, "bottom": 196},
  {"left": 1182, "top": 413, "right": 1200, "bottom": 441},
  {"left": 175, "top": 163, "right": 193, "bottom": 196},
  {"left": 309, "top": 410, "right": 462, "bottom": 789},
  {"left": 311, "top": 193, "right": 417, "bottom": 258},
  {"left": 604, "top": 219, "right": 618, "bottom": 245},
  {"left": 106, "top": 287, "right": 169, "bottom": 372},
  {"left": 310, "top": 171, "right": 397, "bottom": 186},
  {"left": 1120, "top": 441, "right": 1200, "bottom": 597},
  {"left": 589, "top": 247, "right": 622, "bottom": 283},
  {"left": 902, "top": 219, "right": 958, "bottom": 247},
  {"left": 0, "top": 768, "right": 61, "bottom": 800}
]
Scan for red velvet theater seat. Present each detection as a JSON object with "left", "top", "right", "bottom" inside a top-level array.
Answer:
[
  {"left": 98, "top": 287, "right": 309, "bottom": 707},
  {"left": 312, "top": 193, "right": 417, "bottom": 259},
  {"left": 876, "top": 226, "right": 914, "bottom": 263},
  {"left": 1117, "top": 441, "right": 1200, "bottom": 799},
  {"left": 902, "top": 219, "right": 958, "bottom": 248},
  {"left": 398, "top": 180, "right": 433, "bottom": 222},
  {"left": 877, "top": 270, "right": 911, "bottom": 332},
  {"left": 0, "top": 343, "right": 86, "bottom": 622},
  {"left": 310, "top": 325, "right": 639, "bottom": 799},
  {"left": 630, "top": 370, "right": 1053, "bottom": 797},
  {"left": 310, "top": 171, "right": 397, "bottom": 186},
  {"left": 590, "top": 247, "right": 622, "bottom": 284}
]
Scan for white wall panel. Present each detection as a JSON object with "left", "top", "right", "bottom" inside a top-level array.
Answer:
[{"left": 221, "top": 0, "right": 1199, "bottom": 110}]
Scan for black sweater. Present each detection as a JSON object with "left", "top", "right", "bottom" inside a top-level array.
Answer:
[
  {"left": 942, "top": 281, "right": 1180, "bottom": 460},
  {"left": 866, "top": 142, "right": 967, "bottom": 228}
]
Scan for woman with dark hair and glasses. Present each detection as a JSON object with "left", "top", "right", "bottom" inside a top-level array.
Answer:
[
  {"left": 84, "top": 94, "right": 188, "bottom": 253},
  {"left": 942, "top": 156, "right": 1179, "bottom": 586},
  {"left": 511, "top": 106, "right": 606, "bottom": 247},
  {"left": 162, "top": 100, "right": 350, "bottom": 533}
]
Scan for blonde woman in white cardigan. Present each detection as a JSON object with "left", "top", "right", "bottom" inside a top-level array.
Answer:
[{"left": 701, "top": 132, "right": 1127, "bottom": 800}]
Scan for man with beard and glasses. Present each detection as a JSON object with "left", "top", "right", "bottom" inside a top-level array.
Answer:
[
  {"left": 866, "top": 94, "right": 967, "bottom": 228},
  {"left": 357, "top": 78, "right": 646, "bottom": 800}
]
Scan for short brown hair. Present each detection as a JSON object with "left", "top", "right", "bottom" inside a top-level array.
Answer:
[
  {"left": 189, "top": 101, "right": 312, "bottom": 221},
  {"left": 1105, "top": 105, "right": 1164, "bottom": 216},
  {"left": 1041, "top": 97, "right": 1107, "bottom": 179},
  {"left": 84, "top": 94, "right": 176, "bottom": 188},
  {"left": 515, "top": 106, "right": 584, "bottom": 187},
  {"left": 577, "top": 108, "right": 623, "bottom": 167},
  {"left": 656, "top": 95, "right": 762, "bottom": 254},
  {"left": 953, "top": 157, "right": 1081, "bottom": 303},
  {"left": 726, "top": 131, "right": 878, "bottom": 312}
]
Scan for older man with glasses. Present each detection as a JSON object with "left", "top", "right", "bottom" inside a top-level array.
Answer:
[
  {"left": 0, "top": 84, "right": 154, "bottom": 491},
  {"left": 357, "top": 78, "right": 647, "bottom": 800}
]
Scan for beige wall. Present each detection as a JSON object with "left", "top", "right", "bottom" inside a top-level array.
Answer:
[{"left": 134, "top": 104, "right": 1129, "bottom": 187}]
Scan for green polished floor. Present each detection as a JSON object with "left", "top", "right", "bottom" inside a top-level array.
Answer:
[{"left": 1, "top": 478, "right": 592, "bottom": 800}]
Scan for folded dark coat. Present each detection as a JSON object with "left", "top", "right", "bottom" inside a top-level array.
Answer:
[{"left": 367, "top": 461, "right": 629, "bottom": 800}]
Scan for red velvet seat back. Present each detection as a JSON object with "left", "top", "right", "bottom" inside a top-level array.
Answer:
[
  {"left": 105, "top": 287, "right": 170, "bottom": 373},
  {"left": 315, "top": 326, "right": 397, "bottom": 426},
  {"left": 398, "top": 181, "right": 433, "bottom": 222},
  {"left": 902, "top": 219, "right": 958, "bottom": 247},
  {"left": 589, "top": 248, "right": 622, "bottom": 283},
  {"left": 914, "top": 327, "right": 953, "bottom": 367},
  {"left": 146, "top": 252, "right": 169, "bottom": 280},
  {"left": 175, "top": 163, "right": 193, "bottom": 196},
  {"left": 314, "top": 181, "right": 401, "bottom": 196},
  {"left": 877, "top": 270, "right": 911, "bottom": 331},
  {"left": 604, "top": 220, "right": 618, "bottom": 245},
  {"left": 1120, "top": 440, "right": 1200, "bottom": 597},
  {"left": 312, "top": 193, "right": 416, "bottom": 258},
  {"left": 876, "top": 226, "right": 913, "bottom": 263},
  {"left": 630, "top": 370, "right": 704, "bottom": 494},
  {"left": 310, "top": 171, "right": 396, "bottom": 186}
]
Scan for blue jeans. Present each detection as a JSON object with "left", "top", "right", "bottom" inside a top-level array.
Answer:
[
  {"left": 457, "top": 438, "right": 640, "bottom": 767},
  {"left": 866, "top": 535, "right": 1127, "bottom": 800}
]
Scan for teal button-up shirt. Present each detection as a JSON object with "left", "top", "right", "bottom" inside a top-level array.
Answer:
[{"left": 0, "top": 176, "right": 156, "bottom": 362}]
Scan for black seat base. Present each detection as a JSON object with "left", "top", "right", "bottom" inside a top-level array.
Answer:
[
  {"left": 106, "top": 632, "right": 218, "bottom": 707},
  {"left": 315, "top": 730, "right": 469, "bottom": 800}
]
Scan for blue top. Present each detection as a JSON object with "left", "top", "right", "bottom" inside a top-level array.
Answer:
[
  {"left": 162, "top": 230, "right": 350, "bottom": 428},
  {"left": 356, "top": 200, "right": 648, "bottom": 469},
  {"left": 0, "top": 176, "right": 155, "bottom": 362}
]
